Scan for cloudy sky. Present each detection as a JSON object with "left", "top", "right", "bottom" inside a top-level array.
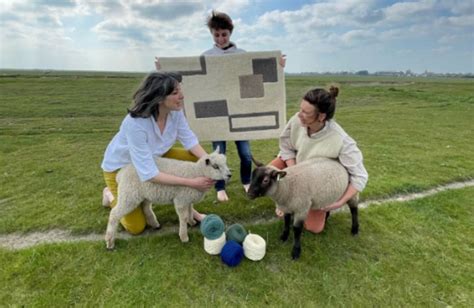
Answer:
[{"left": 1, "top": 0, "right": 473, "bottom": 73}]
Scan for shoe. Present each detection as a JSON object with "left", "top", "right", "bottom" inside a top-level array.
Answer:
[
  {"left": 304, "top": 209, "right": 326, "bottom": 233},
  {"left": 217, "top": 190, "right": 229, "bottom": 202},
  {"left": 243, "top": 184, "right": 250, "bottom": 193}
]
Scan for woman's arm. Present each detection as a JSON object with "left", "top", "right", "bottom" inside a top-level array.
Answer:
[
  {"left": 320, "top": 183, "right": 359, "bottom": 212},
  {"left": 149, "top": 172, "right": 214, "bottom": 192},
  {"left": 188, "top": 144, "right": 208, "bottom": 159}
]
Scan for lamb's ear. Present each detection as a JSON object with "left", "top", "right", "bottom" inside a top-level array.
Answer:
[
  {"left": 251, "top": 156, "right": 264, "bottom": 167},
  {"left": 213, "top": 145, "right": 220, "bottom": 154},
  {"left": 205, "top": 158, "right": 211, "bottom": 165}
]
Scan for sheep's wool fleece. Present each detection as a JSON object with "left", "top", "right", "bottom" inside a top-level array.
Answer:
[{"left": 159, "top": 51, "right": 286, "bottom": 141}]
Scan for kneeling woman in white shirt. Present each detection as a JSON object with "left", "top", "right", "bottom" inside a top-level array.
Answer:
[{"left": 101, "top": 72, "right": 213, "bottom": 235}]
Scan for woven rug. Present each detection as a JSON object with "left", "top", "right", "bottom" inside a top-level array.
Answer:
[{"left": 159, "top": 51, "right": 286, "bottom": 141}]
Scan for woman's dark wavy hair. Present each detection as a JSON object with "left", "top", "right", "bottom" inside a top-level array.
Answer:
[
  {"left": 303, "top": 86, "right": 339, "bottom": 120},
  {"left": 128, "top": 72, "right": 182, "bottom": 119}
]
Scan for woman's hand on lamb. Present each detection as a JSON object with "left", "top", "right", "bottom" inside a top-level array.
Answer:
[
  {"left": 189, "top": 177, "right": 215, "bottom": 192},
  {"left": 320, "top": 201, "right": 344, "bottom": 212}
]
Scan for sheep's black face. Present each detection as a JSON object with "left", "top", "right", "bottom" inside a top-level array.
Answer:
[{"left": 247, "top": 167, "right": 286, "bottom": 199}]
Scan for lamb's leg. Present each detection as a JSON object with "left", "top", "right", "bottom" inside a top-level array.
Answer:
[
  {"left": 280, "top": 213, "right": 291, "bottom": 242},
  {"left": 292, "top": 219, "right": 304, "bottom": 260},
  {"left": 348, "top": 197, "right": 359, "bottom": 235},
  {"left": 187, "top": 204, "right": 197, "bottom": 226},
  {"left": 142, "top": 200, "right": 160, "bottom": 230},
  {"left": 105, "top": 200, "right": 137, "bottom": 250},
  {"left": 174, "top": 204, "right": 190, "bottom": 243}
]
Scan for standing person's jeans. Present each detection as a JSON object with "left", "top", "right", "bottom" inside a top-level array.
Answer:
[{"left": 212, "top": 140, "right": 252, "bottom": 191}]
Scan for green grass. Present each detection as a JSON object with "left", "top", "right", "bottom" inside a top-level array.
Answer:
[
  {"left": 1, "top": 73, "right": 472, "bottom": 233},
  {"left": 1, "top": 187, "right": 473, "bottom": 306},
  {"left": 0, "top": 71, "right": 473, "bottom": 306}
]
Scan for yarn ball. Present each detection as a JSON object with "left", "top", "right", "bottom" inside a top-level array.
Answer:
[
  {"left": 200, "top": 214, "right": 225, "bottom": 240},
  {"left": 220, "top": 240, "right": 244, "bottom": 267},
  {"left": 204, "top": 232, "right": 226, "bottom": 255},
  {"left": 243, "top": 233, "right": 266, "bottom": 261},
  {"left": 226, "top": 223, "right": 248, "bottom": 244}
]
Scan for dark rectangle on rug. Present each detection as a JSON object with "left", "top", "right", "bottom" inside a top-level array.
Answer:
[
  {"left": 194, "top": 100, "right": 229, "bottom": 118},
  {"left": 252, "top": 58, "right": 278, "bottom": 82},
  {"left": 229, "top": 112, "right": 279, "bottom": 132}
]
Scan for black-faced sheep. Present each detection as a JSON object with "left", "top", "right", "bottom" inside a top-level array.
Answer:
[
  {"left": 247, "top": 157, "right": 359, "bottom": 259},
  {"left": 105, "top": 150, "right": 231, "bottom": 250}
]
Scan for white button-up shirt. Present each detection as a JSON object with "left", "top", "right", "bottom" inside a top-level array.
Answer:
[{"left": 101, "top": 111, "right": 198, "bottom": 182}]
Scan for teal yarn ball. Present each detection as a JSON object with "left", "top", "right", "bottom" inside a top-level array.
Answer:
[
  {"left": 226, "top": 223, "right": 248, "bottom": 244},
  {"left": 220, "top": 240, "right": 244, "bottom": 267},
  {"left": 200, "top": 214, "right": 225, "bottom": 240}
]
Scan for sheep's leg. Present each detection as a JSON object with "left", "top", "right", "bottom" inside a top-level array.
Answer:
[
  {"left": 291, "top": 219, "right": 304, "bottom": 260},
  {"left": 348, "top": 197, "right": 359, "bottom": 235},
  {"left": 142, "top": 200, "right": 160, "bottom": 230},
  {"left": 174, "top": 204, "right": 190, "bottom": 243},
  {"left": 280, "top": 213, "right": 292, "bottom": 242},
  {"left": 187, "top": 204, "right": 197, "bottom": 226},
  {"left": 105, "top": 201, "right": 137, "bottom": 250}
]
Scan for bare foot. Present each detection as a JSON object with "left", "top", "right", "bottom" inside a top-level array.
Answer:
[
  {"left": 217, "top": 190, "right": 229, "bottom": 202},
  {"left": 275, "top": 208, "right": 284, "bottom": 217},
  {"left": 243, "top": 184, "right": 250, "bottom": 193},
  {"left": 102, "top": 187, "right": 114, "bottom": 207},
  {"left": 193, "top": 209, "right": 206, "bottom": 222}
]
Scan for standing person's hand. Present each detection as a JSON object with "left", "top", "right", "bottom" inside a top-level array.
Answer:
[
  {"left": 189, "top": 177, "right": 215, "bottom": 192},
  {"left": 279, "top": 54, "right": 287, "bottom": 68},
  {"left": 154, "top": 57, "right": 161, "bottom": 70}
]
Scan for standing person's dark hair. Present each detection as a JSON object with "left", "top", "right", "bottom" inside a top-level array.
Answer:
[
  {"left": 303, "top": 86, "right": 339, "bottom": 121},
  {"left": 128, "top": 72, "right": 182, "bottom": 119},
  {"left": 206, "top": 10, "right": 234, "bottom": 32}
]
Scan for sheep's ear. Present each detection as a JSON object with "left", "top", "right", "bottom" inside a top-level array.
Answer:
[
  {"left": 251, "top": 156, "right": 264, "bottom": 167},
  {"left": 277, "top": 171, "right": 287, "bottom": 180},
  {"left": 271, "top": 170, "right": 286, "bottom": 181},
  {"left": 205, "top": 158, "right": 211, "bottom": 165},
  {"left": 213, "top": 146, "right": 220, "bottom": 154}
]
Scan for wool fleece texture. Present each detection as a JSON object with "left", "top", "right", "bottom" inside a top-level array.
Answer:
[{"left": 159, "top": 51, "right": 286, "bottom": 141}]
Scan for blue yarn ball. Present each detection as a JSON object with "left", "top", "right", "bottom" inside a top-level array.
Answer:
[
  {"left": 200, "top": 214, "right": 225, "bottom": 240},
  {"left": 220, "top": 240, "right": 244, "bottom": 267}
]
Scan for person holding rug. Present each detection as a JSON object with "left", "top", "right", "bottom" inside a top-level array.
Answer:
[
  {"left": 270, "top": 86, "right": 368, "bottom": 233},
  {"left": 201, "top": 10, "right": 286, "bottom": 202},
  {"left": 101, "top": 72, "right": 213, "bottom": 235},
  {"left": 200, "top": 10, "right": 252, "bottom": 202}
]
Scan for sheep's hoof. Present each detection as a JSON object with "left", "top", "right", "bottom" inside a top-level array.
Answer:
[
  {"left": 280, "top": 232, "right": 289, "bottom": 242},
  {"left": 105, "top": 241, "right": 115, "bottom": 251},
  {"left": 351, "top": 225, "right": 359, "bottom": 235},
  {"left": 179, "top": 234, "right": 189, "bottom": 243},
  {"left": 291, "top": 247, "right": 301, "bottom": 260},
  {"left": 105, "top": 235, "right": 115, "bottom": 250},
  {"left": 153, "top": 224, "right": 161, "bottom": 231},
  {"left": 188, "top": 219, "right": 197, "bottom": 226}
]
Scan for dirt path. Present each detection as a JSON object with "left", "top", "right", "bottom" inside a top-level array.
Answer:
[{"left": 1, "top": 180, "right": 473, "bottom": 250}]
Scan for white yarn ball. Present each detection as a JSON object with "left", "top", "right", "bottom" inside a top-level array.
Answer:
[
  {"left": 203, "top": 232, "right": 226, "bottom": 255},
  {"left": 243, "top": 233, "right": 266, "bottom": 261}
]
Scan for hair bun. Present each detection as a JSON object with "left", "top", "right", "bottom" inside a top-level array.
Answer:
[{"left": 329, "top": 86, "right": 339, "bottom": 98}]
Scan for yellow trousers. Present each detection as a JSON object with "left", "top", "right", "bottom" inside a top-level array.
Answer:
[{"left": 103, "top": 147, "right": 198, "bottom": 235}]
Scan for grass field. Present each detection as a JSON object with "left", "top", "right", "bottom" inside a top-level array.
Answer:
[{"left": 1, "top": 71, "right": 473, "bottom": 306}]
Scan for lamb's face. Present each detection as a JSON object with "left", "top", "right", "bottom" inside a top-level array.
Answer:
[
  {"left": 247, "top": 167, "right": 285, "bottom": 199},
  {"left": 204, "top": 153, "right": 232, "bottom": 182}
]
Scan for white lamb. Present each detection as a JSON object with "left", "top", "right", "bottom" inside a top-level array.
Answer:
[
  {"left": 105, "top": 149, "right": 231, "bottom": 250},
  {"left": 247, "top": 157, "right": 359, "bottom": 259}
]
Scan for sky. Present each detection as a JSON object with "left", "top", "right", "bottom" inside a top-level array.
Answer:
[{"left": 0, "top": 0, "right": 473, "bottom": 74}]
